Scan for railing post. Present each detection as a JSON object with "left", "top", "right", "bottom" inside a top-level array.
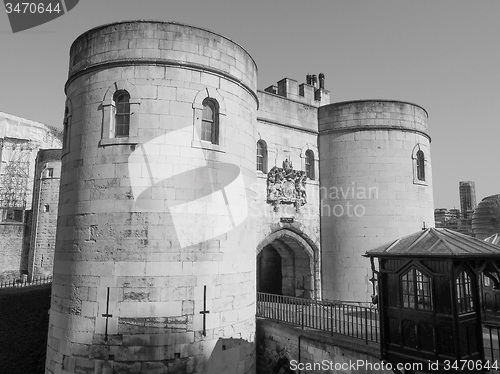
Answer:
[
  {"left": 365, "top": 307, "right": 368, "bottom": 344},
  {"left": 301, "top": 299, "right": 304, "bottom": 330},
  {"left": 330, "top": 303, "right": 334, "bottom": 336}
]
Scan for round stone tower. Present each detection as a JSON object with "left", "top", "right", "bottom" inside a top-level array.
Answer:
[
  {"left": 46, "top": 21, "right": 258, "bottom": 374},
  {"left": 318, "top": 100, "right": 434, "bottom": 302}
]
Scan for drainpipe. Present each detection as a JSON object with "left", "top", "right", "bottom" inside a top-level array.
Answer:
[{"left": 29, "top": 165, "right": 45, "bottom": 281}]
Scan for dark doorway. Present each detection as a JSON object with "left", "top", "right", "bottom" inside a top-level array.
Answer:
[{"left": 258, "top": 245, "right": 282, "bottom": 295}]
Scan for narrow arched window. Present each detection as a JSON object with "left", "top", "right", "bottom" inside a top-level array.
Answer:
[
  {"left": 457, "top": 270, "right": 474, "bottom": 313},
  {"left": 63, "top": 106, "right": 70, "bottom": 149},
  {"left": 305, "top": 150, "right": 315, "bottom": 180},
  {"left": 114, "top": 90, "right": 130, "bottom": 137},
  {"left": 401, "top": 268, "right": 432, "bottom": 311},
  {"left": 256, "top": 140, "right": 267, "bottom": 173},
  {"left": 416, "top": 150, "right": 425, "bottom": 181},
  {"left": 202, "top": 98, "right": 219, "bottom": 144}
]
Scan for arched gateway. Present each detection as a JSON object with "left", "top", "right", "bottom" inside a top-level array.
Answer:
[{"left": 257, "top": 229, "right": 320, "bottom": 300}]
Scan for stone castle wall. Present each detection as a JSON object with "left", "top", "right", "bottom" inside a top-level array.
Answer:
[
  {"left": 46, "top": 21, "right": 258, "bottom": 374},
  {"left": 0, "top": 224, "right": 24, "bottom": 282},
  {"left": 256, "top": 318, "right": 391, "bottom": 374},
  {"left": 318, "top": 100, "right": 435, "bottom": 302},
  {"left": 39, "top": 20, "right": 437, "bottom": 374},
  {"left": 254, "top": 89, "right": 322, "bottom": 299},
  {"left": 28, "top": 149, "right": 61, "bottom": 280}
]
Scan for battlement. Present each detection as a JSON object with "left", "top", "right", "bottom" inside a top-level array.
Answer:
[{"left": 263, "top": 73, "right": 330, "bottom": 106}]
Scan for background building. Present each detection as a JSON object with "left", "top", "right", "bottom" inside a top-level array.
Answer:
[
  {"left": 434, "top": 181, "right": 478, "bottom": 236},
  {"left": 460, "top": 181, "right": 477, "bottom": 219},
  {"left": 27, "top": 149, "right": 62, "bottom": 281},
  {"left": 472, "top": 194, "right": 500, "bottom": 239},
  {"left": 0, "top": 112, "right": 62, "bottom": 282}
]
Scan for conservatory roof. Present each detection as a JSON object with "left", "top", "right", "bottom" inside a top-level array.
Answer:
[{"left": 365, "top": 228, "right": 500, "bottom": 258}]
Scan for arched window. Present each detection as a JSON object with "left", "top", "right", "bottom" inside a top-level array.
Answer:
[
  {"left": 305, "top": 149, "right": 315, "bottom": 180},
  {"left": 416, "top": 150, "right": 425, "bottom": 181},
  {"left": 114, "top": 90, "right": 130, "bottom": 137},
  {"left": 256, "top": 140, "right": 267, "bottom": 173},
  {"left": 63, "top": 106, "right": 70, "bottom": 150},
  {"left": 62, "top": 99, "right": 72, "bottom": 155},
  {"left": 401, "top": 268, "right": 432, "bottom": 311},
  {"left": 457, "top": 270, "right": 474, "bottom": 313},
  {"left": 201, "top": 98, "right": 219, "bottom": 144}
]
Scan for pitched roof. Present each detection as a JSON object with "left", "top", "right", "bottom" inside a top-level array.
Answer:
[
  {"left": 484, "top": 233, "right": 500, "bottom": 246},
  {"left": 365, "top": 228, "right": 500, "bottom": 258}
]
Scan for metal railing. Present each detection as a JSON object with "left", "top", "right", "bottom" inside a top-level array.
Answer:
[
  {"left": 0, "top": 275, "right": 52, "bottom": 289},
  {"left": 257, "top": 292, "right": 379, "bottom": 343},
  {"left": 484, "top": 324, "right": 500, "bottom": 372}
]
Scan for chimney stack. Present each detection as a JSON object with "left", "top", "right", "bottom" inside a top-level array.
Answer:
[{"left": 319, "top": 73, "right": 325, "bottom": 89}]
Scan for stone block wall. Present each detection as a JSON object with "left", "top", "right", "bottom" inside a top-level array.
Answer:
[
  {"left": 318, "top": 100, "right": 435, "bottom": 302},
  {"left": 0, "top": 223, "right": 23, "bottom": 282},
  {"left": 46, "top": 21, "right": 258, "bottom": 374},
  {"left": 28, "top": 149, "right": 61, "bottom": 280},
  {"left": 256, "top": 318, "right": 392, "bottom": 374},
  {"left": 254, "top": 90, "right": 323, "bottom": 300}
]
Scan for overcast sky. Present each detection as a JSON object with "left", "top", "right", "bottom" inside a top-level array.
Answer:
[{"left": 0, "top": 0, "right": 498, "bottom": 209}]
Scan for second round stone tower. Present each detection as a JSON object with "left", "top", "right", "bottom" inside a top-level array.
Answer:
[
  {"left": 318, "top": 100, "right": 435, "bottom": 302},
  {"left": 46, "top": 21, "right": 258, "bottom": 374}
]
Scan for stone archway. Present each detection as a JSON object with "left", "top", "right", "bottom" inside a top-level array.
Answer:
[
  {"left": 258, "top": 245, "right": 283, "bottom": 295},
  {"left": 257, "top": 229, "right": 320, "bottom": 299}
]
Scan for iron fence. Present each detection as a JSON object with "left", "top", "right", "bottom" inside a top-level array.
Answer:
[
  {"left": 0, "top": 275, "right": 52, "bottom": 289},
  {"left": 484, "top": 324, "right": 500, "bottom": 372},
  {"left": 257, "top": 292, "right": 379, "bottom": 343}
]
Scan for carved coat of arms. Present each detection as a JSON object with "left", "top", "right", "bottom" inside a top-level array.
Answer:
[{"left": 267, "top": 159, "right": 307, "bottom": 211}]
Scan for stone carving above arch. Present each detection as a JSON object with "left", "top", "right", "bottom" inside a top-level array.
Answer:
[{"left": 267, "top": 159, "right": 307, "bottom": 212}]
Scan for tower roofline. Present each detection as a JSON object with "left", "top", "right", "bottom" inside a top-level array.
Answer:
[
  {"left": 325, "top": 99, "right": 428, "bottom": 118},
  {"left": 69, "top": 20, "right": 258, "bottom": 73}
]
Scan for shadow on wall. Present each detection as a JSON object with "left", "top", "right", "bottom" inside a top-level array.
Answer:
[{"left": 204, "top": 337, "right": 255, "bottom": 374}]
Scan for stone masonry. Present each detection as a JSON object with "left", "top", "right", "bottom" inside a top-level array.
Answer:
[
  {"left": 319, "top": 100, "right": 434, "bottom": 301},
  {"left": 46, "top": 21, "right": 258, "bottom": 374},
  {"left": 43, "top": 20, "right": 435, "bottom": 374},
  {"left": 28, "top": 149, "right": 62, "bottom": 280}
]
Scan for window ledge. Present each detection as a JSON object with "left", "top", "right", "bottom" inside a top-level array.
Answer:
[
  {"left": 191, "top": 140, "right": 225, "bottom": 153},
  {"left": 99, "top": 137, "right": 139, "bottom": 146},
  {"left": 0, "top": 221, "right": 24, "bottom": 226},
  {"left": 413, "top": 179, "right": 428, "bottom": 186}
]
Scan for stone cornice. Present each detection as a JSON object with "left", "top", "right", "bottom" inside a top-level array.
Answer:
[
  {"left": 65, "top": 58, "right": 259, "bottom": 109},
  {"left": 319, "top": 125, "right": 431, "bottom": 142}
]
